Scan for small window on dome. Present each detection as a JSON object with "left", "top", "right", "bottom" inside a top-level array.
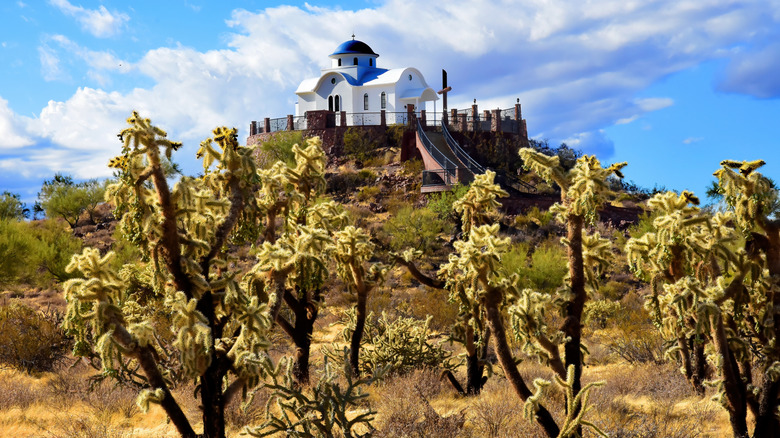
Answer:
[
  {"left": 331, "top": 78, "right": 336, "bottom": 84},
  {"left": 353, "top": 57, "right": 358, "bottom": 66},
  {"left": 369, "top": 58, "right": 373, "bottom": 67},
  {"left": 338, "top": 59, "right": 342, "bottom": 66},
  {"left": 408, "top": 74, "right": 412, "bottom": 81}
]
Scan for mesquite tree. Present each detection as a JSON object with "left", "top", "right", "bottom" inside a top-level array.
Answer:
[
  {"left": 627, "top": 160, "right": 780, "bottom": 437},
  {"left": 64, "top": 113, "right": 272, "bottom": 438}
]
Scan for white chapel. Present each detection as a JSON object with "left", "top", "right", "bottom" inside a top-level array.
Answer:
[{"left": 295, "top": 38, "right": 439, "bottom": 118}]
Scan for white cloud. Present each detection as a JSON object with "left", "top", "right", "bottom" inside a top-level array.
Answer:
[
  {"left": 562, "top": 130, "right": 615, "bottom": 157},
  {"left": 683, "top": 137, "right": 704, "bottom": 144},
  {"left": 718, "top": 42, "right": 780, "bottom": 98},
  {"left": 45, "top": 34, "right": 129, "bottom": 86},
  {"left": 49, "top": 0, "right": 129, "bottom": 38},
  {"left": 38, "top": 44, "right": 67, "bottom": 81},
  {"left": 0, "top": 97, "right": 34, "bottom": 149}
]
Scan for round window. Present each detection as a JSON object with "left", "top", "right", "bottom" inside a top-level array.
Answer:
[{"left": 331, "top": 78, "right": 336, "bottom": 84}]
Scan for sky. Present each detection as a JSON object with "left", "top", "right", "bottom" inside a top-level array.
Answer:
[{"left": 2, "top": 0, "right": 780, "bottom": 206}]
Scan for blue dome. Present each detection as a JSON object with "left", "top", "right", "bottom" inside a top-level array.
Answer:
[{"left": 330, "top": 39, "right": 378, "bottom": 57}]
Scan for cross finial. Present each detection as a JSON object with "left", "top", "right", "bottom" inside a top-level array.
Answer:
[{"left": 352, "top": 33, "right": 355, "bottom": 40}]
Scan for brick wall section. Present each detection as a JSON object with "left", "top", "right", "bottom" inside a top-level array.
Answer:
[{"left": 491, "top": 109, "right": 501, "bottom": 132}]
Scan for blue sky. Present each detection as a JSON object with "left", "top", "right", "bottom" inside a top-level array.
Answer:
[{"left": 1, "top": 0, "right": 780, "bottom": 206}]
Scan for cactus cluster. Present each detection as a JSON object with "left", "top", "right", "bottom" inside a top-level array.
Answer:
[
  {"left": 626, "top": 160, "right": 780, "bottom": 437},
  {"left": 64, "top": 113, "right": 383, "bottom": 438}
]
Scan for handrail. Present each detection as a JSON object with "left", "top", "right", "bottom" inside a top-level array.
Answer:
[
  {"left": 442, "top": 122, "right": 485, "bottom": 174},
  {"left": 416, "top": 120, "right": 457, "bottom": 183}
]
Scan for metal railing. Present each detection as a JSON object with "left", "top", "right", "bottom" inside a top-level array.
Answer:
[
  {"left": 422, "top": 169, "right": 454, "bottom": 187},
  {"left": 442, "top": 122, "right": 485, "bottom": 175},
  {"left": 417, "top": 120, "right": 457, "bottom": 185},
  {"left": 269, "top": 117, "right": 287, "bottom": 133},
  {"left": 293, "top": 116, "right": 307, "bottom": 130},
  {"left": 348, "top": 112, "right": 382, "bottom": 126},
  {"left": 386, "top": 112, "right": 408, "bottom": 126},
  {"left": 500, "top": 108, "right": 515, "bottom": 121}
]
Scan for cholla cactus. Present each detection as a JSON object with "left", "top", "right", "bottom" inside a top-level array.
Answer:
[
  {"left": 331, "top": 226, "right": 387, "bottom": 376},
  {"left": 517, "top": 148, "right": 624, "bottom": 433},
  {"left": 623, "top": 159, "right": 780, "bottom": 437},
  {"left": 64, "top": 113, "right": 330, "bottom": 438},
  {"left": 625, "top": 190, "right": 736, "bottom": 394},
  {"left": 246, "top": 350, "right": 381, "bottom": 438}
]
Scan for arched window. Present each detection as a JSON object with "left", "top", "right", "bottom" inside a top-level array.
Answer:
[
  {"left": 353, "top": 57, "right": 358, "bottom": 66},
  {"left": 380, "top": 92, "right": 386, "bottom": 110},
  {"left": 369, "top": 58, "right": 373, "bottom": 67},
  {"left": 338, "top": 59, "right": 342, "bottom": 66},
  {"left": 363, "top": 93, "right": 369, "bottom": 111},
  {"left": 334, "top": 95, "right": 340, "bottom": 112},
  {"left": 328, "top": 96, "right": 334, "bottom": 112}
]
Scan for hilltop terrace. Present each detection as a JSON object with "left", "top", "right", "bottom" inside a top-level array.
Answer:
[{"left": 247, "top": 102, "right": 528, "bottom": 147}]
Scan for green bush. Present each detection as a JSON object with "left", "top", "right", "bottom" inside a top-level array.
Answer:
[
  {"left": 0, "top": 219, "right": 83, "bottom": 287},
  {"left": 343, "top": 127, "right": 381, "bottom": 161},
  {"left": 257, "top": 131, "right": 303, "bottom": 168},
  {"left": 400, "top": 158, "right": 424, "bottom": 177},
  {"left": 0, "top": 302, "right": 70, "bottom": 372},
  {"left": 37, "top": 174, "right": 107, "bottom": 228},
  {"left": 514, "top": 206, "right": 555, "bottom": 229},
  {"left": 500, "top": 240, "right": 567, "bottom": 293},
  {"left": 0, "top": 219, "right": 37, "bottom": 285},
  {"left": 28, "top": 219, "right": 83, "bottom": 283},
  {"left": 382, "top": 206, "right": 453, "bottom": 253},
  {"left": 427, "top": 183, "right": 469, "bottom": 220},
  {"left": 0, "top": 191, "right": 29, "bottom": 220}
]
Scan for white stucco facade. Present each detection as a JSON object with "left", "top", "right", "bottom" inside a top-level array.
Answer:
[{"left": 295, "top": 39, "right": 438, "bottom": 119}]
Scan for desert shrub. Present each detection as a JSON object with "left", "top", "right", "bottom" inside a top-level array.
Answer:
[
  {"left": 0, "top": 219, "right": 38, "bottom": 285},
  {"left": 0, "top": 373, "right": 45, "bottom": 409},
  {"left": 37, "top": 173, "right": 106, "bottom": 228},
  {"left": 397, "top": 285, "right": 459, "bottom": 331},
  {"left": 374, "top": 369, "right": 466, "bottom": 438},
  {"left": 469, "top": 379, "right": 524, "bottom": 437},
  {"left": 257, "top": 130, "right": 303, "bottom": 167},
  {"left": 357, "top": 168, "right": 377, "bottom": 181},
  {"left": 0, "top": 302, "right": 70, "bottom": 373},
  {"left": 385, "top": 124, "right": 405, "bottom": 148},
  {"left": 327, "top": 169, "right": 376, "bottom": 196},
  {"left": 401, "top": 158, "right": 424, "bottom": 177},
  {"left": 46, "top": 413, "right": 132, "bottom": 438},
  {"left": 513, "top": 206, "right": 555, "bottom": 230},
  {"left": 27, "top": 219, "right": 83, "bottom": 284},
  {"left": 591, "top": 292, "right": 664, "bottom": 364},
  {"left": 343, "top": 127, "right": 381, "bottom": 161},
  {"left": 525, "top": 241, "right": 568, "bottom": 292},
  {"left": 427, "top": 183, "right": 469, "bottom": 220},
  {"left": 382, "top": 206, "right": 453, "bottom": 253},
  {"left": 0, "top": 191, "right": 29, "bottom": 220},
  {"left": 500, "top": 239, "right": 567, "bottom": 293},
  {"left": 357, "top": 185, "right": 381, "bottom": 202},
  {"left": 597, "top": 280, "right": 631, "bottom": 301},
  {"left": 0, "top": 219, "right": 83, "bottom": 287}
]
